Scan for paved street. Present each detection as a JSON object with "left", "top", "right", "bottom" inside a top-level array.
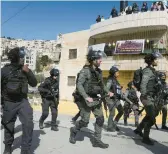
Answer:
[{"left": 1, "top": 110, "right": 168, "bottom": 154}]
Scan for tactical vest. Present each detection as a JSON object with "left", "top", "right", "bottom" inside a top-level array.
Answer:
[
  {"left": 110, "top": 78, "right": 122, "bottom": 99},
  {"left": 51, "top": 80, "right": 59, "bottom": 96},
  {"left": 45, "top": 78, "right": 59, "bottom": 98},
  {"left": 3, "top": 65, "right": 28, "bottom": 96},
  {"left": 85, "top": 66, "right": 102, "bottom": 97},
  {"left": 146, "top": 68, "right": 158, "bottom": 94}
]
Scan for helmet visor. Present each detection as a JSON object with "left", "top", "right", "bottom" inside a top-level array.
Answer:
[
  {"left": 152, "top": 51, "right": 163, "bottom": 59},
  {"left": 19, "top": 47, "right": 26, "bottom": 58},
  {"left": 88, "top": 43, "right": 107, "bottom": 58}
]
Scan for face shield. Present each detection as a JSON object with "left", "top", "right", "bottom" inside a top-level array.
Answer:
[
  {"left": 19, "top": 47, "right": 28, "bottom": 65},
  {"left": 88, "top": 43, "right": 107, "bottom": 59},
  {"left": 152, "top": 51, "right": 163, "bottom": 59}
]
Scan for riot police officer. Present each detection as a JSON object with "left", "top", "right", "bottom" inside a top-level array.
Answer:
[
  {"left": 106, "top": 66, "right": 124, "bottom": 132},
  {"left": 134, "top": 52, "right": 163, "bottom": 145},
  {"left": 158, "top": 72, "right": 168, "bottom": 130},
  {"left": 38, "top": 68, "right": 59, "bottom": 131},
  {"left": 1, "top": 47, "right": 37, "bottom": 154},
  {"left": 124, "top": 81, "right": 139, "bottom": 127},
  {"left": 69, "top": 48, "right": 113, "bottom": 148}
]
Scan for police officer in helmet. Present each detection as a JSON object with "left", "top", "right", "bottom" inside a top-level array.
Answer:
[
  {"left": 157, "top": 72, "right": 168, "bottom": 130},
  {"left": 134, "top": 52, "right": 162, "bottom": 145},
  {"left": 1, "top": 47, "right": 37, "bottom": 154},
  {"left": 38, "top": 68, "right": 60, "bottom": 131},
  {"left": 106, "top": 66, "right": 124, "bottom": 131},
  {"left": 124, "top": 81, "right": 139, "bottom": 126},
  {"left": 69, "top": 48, "right": 113, "bottom": 148}
]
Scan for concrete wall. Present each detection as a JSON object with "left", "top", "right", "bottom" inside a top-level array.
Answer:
[
  {"left": 101, "top": 55, "right": 168, "bottom": 71},
  {"left": 90, "top": 11, "right": 168, "bottom": 38},
  {"left": 58, "top": 30, "right": 90, "bottom": 101}
]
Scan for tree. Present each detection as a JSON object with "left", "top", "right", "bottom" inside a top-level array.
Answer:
[
  {"left": 41, "top": 55, "right": 49, "bottom": 67},
  {"left": 36, "top": 56, "right": 43, "bottom": 73}
]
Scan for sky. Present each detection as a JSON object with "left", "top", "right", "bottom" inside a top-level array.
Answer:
[{"left": 1, "top": 1, "right": 154, "bottom": 40}]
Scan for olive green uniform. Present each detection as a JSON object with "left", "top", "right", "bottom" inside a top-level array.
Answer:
[
  {"left": 106, "top": 77, "right": 123, "bottom": 131},
  {"left": 137, "top": 66, "right": 158, "bottom": 139},
  {"left": 69, "top": 65, "right": 109, "bottom": 147}
]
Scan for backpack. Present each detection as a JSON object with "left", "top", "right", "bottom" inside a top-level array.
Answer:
[
  {"left": 4, "top": 67, "right": 25, "bottom": 95},
  {"left": 133, "top": 67, "right": 143, "bottom": 91}
]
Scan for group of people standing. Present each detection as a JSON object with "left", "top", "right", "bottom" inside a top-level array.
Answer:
[
  {"left": 70, "top": 49, "right": 168, "bottom": 148},
  {"left": 1, "top": 47, "right": 168, "bottom": 154}
]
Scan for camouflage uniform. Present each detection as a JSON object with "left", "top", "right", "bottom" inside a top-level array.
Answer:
[
  {"left": 106, "top": 75, "right": 123, "bottom": 131},
  {"left": 135, "top": 66, "right": 158, "bottom": 144},
  {"left": 69, "top": 65, "right": 109, "bottom": 148},
  {"left": 124, "top": 86, "right": 139, "bottom": 126}
]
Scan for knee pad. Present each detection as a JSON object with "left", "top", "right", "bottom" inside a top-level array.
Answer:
[
  {"left": 79, "top": 120, "right": 89, "bottom": 128},
  {"left": 96, "top": 116, "right": 104, "bottom": 127}
]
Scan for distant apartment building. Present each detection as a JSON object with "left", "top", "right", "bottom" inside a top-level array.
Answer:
[{"left": 0, "top": 38, "right": 61, "bottom": 70}]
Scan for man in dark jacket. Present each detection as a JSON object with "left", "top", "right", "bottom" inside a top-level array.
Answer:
[
  {"left": 1, "top": 47, "right": 37, "bottom": 154},
  {"left": 38, "top": 68, "right": 60, "bottom": 131}
]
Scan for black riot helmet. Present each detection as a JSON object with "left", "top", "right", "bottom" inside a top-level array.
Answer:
[
  {"left": 50, "top": 68, "right": 59, "bottom": 77},
  {"left": 158, "top": 71, "right": 166, "bottom": 82},
  {"left": 127, "top": 81, "right": 133, "bottom": 88},
  {"left": 7, "top": 47, "right": 26, "bottom": 63},
  {"left": 109, "top": 66, "right": 119, "bottom": 76},
  {"left": 87, "top": 47, "right": 106, "bottom": 62},
  {"left": 144, "top": 51, "right": 162, "bottom": 65}
]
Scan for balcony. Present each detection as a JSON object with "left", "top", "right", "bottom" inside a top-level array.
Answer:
[{"left": 90, "top": 11, "right": 168, "bottom": 38}]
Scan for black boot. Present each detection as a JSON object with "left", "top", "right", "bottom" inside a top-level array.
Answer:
[
  {"left": 142, "top": 137, "right": 154, "bottom": 145},
  {"left": 92, "top": 138, "right": 109, "bottom": 149},
  {"left": 107, "top": 128, "right": 116, "bottom": 132},
  {"left": 134, "top": 129, "right": 143, "bottom": 137},
  {"left": 115, "top": 125, "right": 120, "bottom": 131},
  {"left": 72, "top": 111, "right": 80, "bottom": 122},
  {"left": 3, "top": 144, "right": 12, "bottom": 154},
  {"left": 69, "top": 127, "right": 77, "bottom": 144},
  {"left": 114, "top": 121, "right": 120, "bottom": 131},
  {"left": 51, "top": 125, "right": 59, "bottom": 131},
  {"left": 21, "top": 149, "right": 31, "bottom": 154},
  {"left": 39, "top": 121, "right": 44, "bottom": 129},
  {"left": 161, "top": 125, "right": 168, "bottom": 130}
]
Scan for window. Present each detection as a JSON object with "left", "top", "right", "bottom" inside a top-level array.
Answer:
[
  {"left": 69, "top": 49, "right": 77, "bottom": 59},
  {"left": 67, "top": 76, "right": 76, "bottom": 86}
]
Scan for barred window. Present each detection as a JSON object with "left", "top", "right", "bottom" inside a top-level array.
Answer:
[
  {"left": 67, "top": 76, "right": 76, "bottom": 86},
  {"left": 69, "top": 49, "right": 77, "bottom": 59}
]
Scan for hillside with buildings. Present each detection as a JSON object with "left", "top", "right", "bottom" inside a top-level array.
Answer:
[{"left": 0, "top": 36, "right": 62, "bottom": 71}]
